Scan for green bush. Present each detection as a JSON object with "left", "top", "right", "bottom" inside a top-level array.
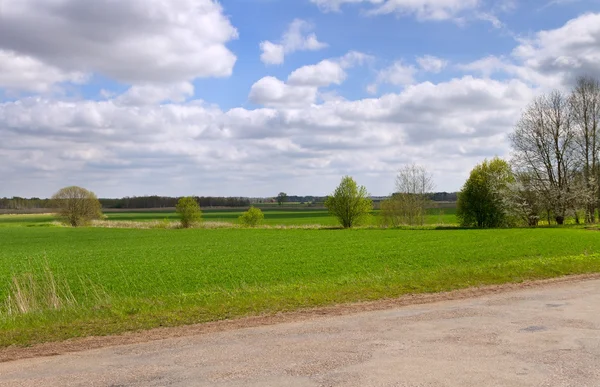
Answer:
[
  {"left": 239, "top": 206, "right": 264, "bottom": 227},
  {"left": 325, "top": 176, "right": 372, "bottom": 228},
  {"left": 176, "top": 197, "right": 202, "bottom": 228}
]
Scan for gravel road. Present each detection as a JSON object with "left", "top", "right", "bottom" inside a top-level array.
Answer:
[{"left": 1, "top": 277, "right": 599, "bottom": 386}]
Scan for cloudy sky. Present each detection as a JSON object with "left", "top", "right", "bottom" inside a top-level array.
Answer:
[{"left": 2, "top": 0, "right": 600, "bottom": 198}]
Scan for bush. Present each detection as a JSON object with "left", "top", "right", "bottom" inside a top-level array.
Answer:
[
  {"left": 239, "top": 206, "right": 264, "bottom": 227},
  {"left": 176, "top": 197, "right": 202, "bottom": 228},
  {"left": 325, "top": 176, "right": 372, "bottom": 228},
  {"left": 51, "top": 186, "right": 103, "bottom": 227}
]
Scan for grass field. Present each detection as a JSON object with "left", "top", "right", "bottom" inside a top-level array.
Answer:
[
  {"left": 0, "top": 207, "right": 458, "bottom": 228},
  {"left": 1, "top": 211, "right": 600, "bottom": 347}
]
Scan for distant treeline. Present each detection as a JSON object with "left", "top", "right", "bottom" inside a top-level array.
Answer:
[
  {"left": 429, "top": 192, "right": 458, "bottom": 202},
  {"left": 100, "top": 196, "right": 251, "bottom": 208},
  {"left": 0, "top": 192, "right": 458, "bottom": 210}
]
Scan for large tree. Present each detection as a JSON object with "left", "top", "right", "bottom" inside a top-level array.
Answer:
[
  {"left": 570, "top": 76, "right": 600, "bottom": 223},
  {"left": 457, "top": 158, "right": 514, "bottom": 228},
  {"left": 509, "top": 90, "right": 576, "bottom": 225},
  {"left": 51, "top": 186, "right": 103, "bottom": 227},
  {"left": 325, "top": 176, "right": 372, "bottom": 228}
]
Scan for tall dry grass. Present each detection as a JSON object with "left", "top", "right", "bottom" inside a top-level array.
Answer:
[{"left": 3, "top": 263, "right": 76, "bottom": 316}]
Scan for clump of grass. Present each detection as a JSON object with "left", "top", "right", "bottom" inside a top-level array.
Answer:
[{"left": 2, "top": 260, "right": 77, "bottom": 316}]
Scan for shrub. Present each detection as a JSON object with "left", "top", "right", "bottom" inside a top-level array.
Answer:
[
  {"left": 239, "top": 206, "right": 264, "bottom": 227},
  {"left": 176, "top": 197, "right": 202, "bottom": 228},
  {"left": 325, "top": 176, "right": 372, "bottom": 228}
]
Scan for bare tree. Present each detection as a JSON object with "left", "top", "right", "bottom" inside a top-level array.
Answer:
[
  {"left": 571, "top": 76, "right": 600, "bottom": 223},
  {"left": 510, "top": 90, "right": 576, "bottom": 224},
  {"left": 381, "top": 164, "right": 434, "bottom": 226}
]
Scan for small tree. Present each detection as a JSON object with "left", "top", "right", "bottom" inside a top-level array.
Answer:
[
  {"left": 325, "top": 176, "right": 373, "bottom": 228},
  {"left": 176, "top": 197, "right": 202, "bottom": 228},
  {"left": 457, "top": 158, "right": 514, "bottom": 228},
  {"left": 51, "top": 186, "right": 102, "bottom": 227},
  {"left": 382, "top": 164, "right": 434, "bottom": 226},
  {"left": 239, "top": 206, "right": 264, "bottom": 227},
  {"left": 277, "top": 192, "right": 288, "bottom": 206}
]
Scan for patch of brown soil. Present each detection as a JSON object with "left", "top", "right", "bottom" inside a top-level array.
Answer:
[{"left": 2, "top": 273, "right": 599, "bottom": 363}]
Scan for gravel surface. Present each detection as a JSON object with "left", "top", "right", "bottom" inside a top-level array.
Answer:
[{"left": 1, "top": 276, "right": 600, "bottom": 386}]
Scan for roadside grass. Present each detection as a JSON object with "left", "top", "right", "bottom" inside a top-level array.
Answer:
[{"left": 1, "top": 225, "right": 599, "bottom": 347}]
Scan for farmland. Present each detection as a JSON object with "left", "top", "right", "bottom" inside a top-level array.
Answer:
[
  {"left": 0, "top": 207, "right": 458, "bottom": 227},
  {"left": 1, "top": 210, "right": 600, "bottom": 348}
]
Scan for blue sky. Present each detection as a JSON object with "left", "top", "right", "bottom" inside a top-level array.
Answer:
[{"left": 1, "top": 0, "right": 600, "bottom": 198}]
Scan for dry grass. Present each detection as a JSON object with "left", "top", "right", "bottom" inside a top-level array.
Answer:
[{"left": 2, "top": 262, "right": 77, "bottom": 316}]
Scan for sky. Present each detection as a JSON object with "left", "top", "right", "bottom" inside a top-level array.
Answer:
[{"left": 1, "top": 0, "right": 600, "bottom": 198}]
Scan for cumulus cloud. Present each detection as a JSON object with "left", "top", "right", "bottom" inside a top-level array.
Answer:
[
  {"left": 512, "top": 13, "right": 600, "bottom": 85},
  {"left": 249, "top": 77, "right": 319, "bottom": 107},
  {"left": 457, "top": 13, "right": 600, "bottom": 89},
  {"left": 0, "top": 75, "right": 534, "bottom": 197},
  {"left": 0, "top": 50, "right": 88, "bottom": 93},
  {"left": 259, "top": 19, "right": 328, "bottom": 65},
  {"left": 2, "top": 9, "right": 599, "bottom": 197},
  {"left": 251, "top": 51, "right": 371, "bottom": 106},
  {"left": 0, "top": 0, "right": 238, "bottom": 86},
  {"left": 116, "top": 83, "right": 195, "bottom": 106}
]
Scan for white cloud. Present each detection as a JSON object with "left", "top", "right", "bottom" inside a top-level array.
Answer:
[
  {"left": 259, "top": 41, "right": 285, "bottom": 66},
  {"left": 416, "top": 55, "right": 448, "bottom": 73},
  {"left": 0, "top": 76, "right": 535, "bottom": 196},
  {"left": 511, "top": 13, "right": 600, "bottom": 85},
  {"left": 249, "top": 77, "right": 318, "bottom": 107},
  {"left": 457, "top": 13, "right": 600, "bottom": 89},
  {"left": 288, "top": 60, "right": 348, "bottom": 87},
  {"left": 0, "top": 0, "right": 238, "bottom": 85},
  {"left": 259, "top": 19, "right": 328, "bottom": 65},
  {"left": 311, "top": 0, "right": 480, "bottom": 21},
  {"left": 251, "top": 51, "right": 371, "bottom": 107},
  {"left": 376, "top": 61, "right": 417, "bottom": 86},
  {"left": 116, "top": 83, "right": 195, "bottom": 106},
  {"left": 0, "top": 50, "right": 88, "bottom": 93}
]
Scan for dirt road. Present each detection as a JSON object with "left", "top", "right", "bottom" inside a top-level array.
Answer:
[{"left": 1, "top": 278, "right": 600, "bottom": 386}]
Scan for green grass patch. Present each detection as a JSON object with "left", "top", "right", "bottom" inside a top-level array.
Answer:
[{"left": 1, "top": 224, "right": 599, "bottom": 347}]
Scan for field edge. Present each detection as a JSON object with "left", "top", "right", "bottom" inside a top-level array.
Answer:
[{"left": 2, "top": 272, "right": 599, "bottom": 364}]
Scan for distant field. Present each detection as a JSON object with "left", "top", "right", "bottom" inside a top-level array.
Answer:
[
  {"left": 0, "top": 207, "right": 458, "bottom": 227},
  {"left": 1, "top": 215, "right": 599, "bottom": 347}
]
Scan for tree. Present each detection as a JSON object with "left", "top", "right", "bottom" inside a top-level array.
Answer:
[
  {"left": 276, "top": 192, "right": 288, "bottom": 206},
  {"left": 457, "top": 158, "right": 514, "bottom": 228},
  {"left": 570, "top": 76, "right": 600, "bottom": 223},
  {"left": 176, "top": 197, "right": 202, "bottom": 228},
  {"left": 51, "top": 186, "right": 102, "bottom": 227},
  {"left": 239, "top": 206, "right": 264, "bottom": 227},
  {"left": 510, "top": 90, "right": 576, "bottom": 225},
  {"left": 381, "top": 164, "right": 434, "bottom": 226},
  {"left": 325, "top": 176, "right": 372, "bottom": 228},
  {"left": 505, "top": 172, "right": 543, "bottom": 227}
]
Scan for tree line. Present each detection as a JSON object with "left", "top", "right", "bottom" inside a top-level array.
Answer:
[{"left": 458, "top": 76, "right": 600, "bottom": 227}]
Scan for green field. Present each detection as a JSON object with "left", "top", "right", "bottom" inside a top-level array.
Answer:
[
  {"left": 0, "top": 207, "right": 458, "bottom": 228},
  {"left": 1, "top": 211, "right": 600, "bottom": 347}
]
